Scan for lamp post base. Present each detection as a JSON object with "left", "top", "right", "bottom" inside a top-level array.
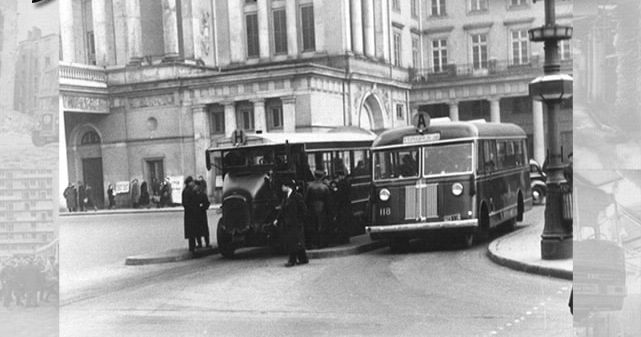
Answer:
[{"left": 541, "top": 237, "right": 572, "bottom": 260}]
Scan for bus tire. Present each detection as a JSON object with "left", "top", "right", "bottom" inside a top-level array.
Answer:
[
  {"left": 517, "top": 192, "right": 524, "bottom": 222},
  {"left": 389, "top": 237, "right": 409, "bottom": 254},
  {"left": 476, "top": 204, "right": 490, "bottom": 242},
  {"left": 217, "top": 219, "right": 235, "bottom": 259}
]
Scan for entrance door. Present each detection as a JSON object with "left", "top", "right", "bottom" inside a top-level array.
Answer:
[
  {"left": 82, "top": 158, "right": 105, "bottom": 208},
  {"left": 146, "top": 159, "right": 164, "bottom": 188}
]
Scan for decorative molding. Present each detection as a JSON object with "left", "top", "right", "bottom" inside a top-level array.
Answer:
[
  {"left": 392, "top": 21, "right": 405, "bottom": 30},
  {"left": 503, "top": 17, "right": 535, "bottom": 26},
  {"left": 463, "top": 22, "right": 494, "bottom": 31},
  {"left": 62, "top": 95, "right": 109, "bottom": 113},
  {"left": 129, "top": 94, "right": 175, "bottom": 109},
  {"left": 422, "top": 26, "right": 455, "bottom": 35}
]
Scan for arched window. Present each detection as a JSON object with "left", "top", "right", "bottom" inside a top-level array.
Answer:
[{"left": 80, "top": 131, "right": 101, "bottom": 145}]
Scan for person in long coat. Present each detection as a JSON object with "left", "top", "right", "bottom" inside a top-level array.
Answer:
[
  {"left": 63, "top": 183, "right": 77, "bottom": 212},
  {"left": 305, "top": 171, "right": 331, "bottom": 248},
  {"left": 130, "top": 179, "right": 140, "bottom": 208},
  {"left": 77, "top": 182, "right": 86, "bottom": 212},
  {"left": 107, "top": 184, "right": 116, "bottom": 209},
  {"left": 182, "top": 177, "right": 199, "bottom": 252},
  {"left": 139, "top": 181, "right": 150, "bottom": 208},
  {"left": 275, "top": 179, "right": 309, "bottom": 267},
  {"left": 84, "top": 184, "right": 98, "bottom": 211},
  {"left": 194, "top": 181, "right": 211, "bottom": 248}
]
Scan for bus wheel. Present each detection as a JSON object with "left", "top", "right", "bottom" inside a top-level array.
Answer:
[
  {"left": 389, "top": 238, "right": 409, "bottom": 253},
  {"left": 517, "top": 192, "right": 524, "bottom": 222},
  {"left": 217, "top": 220, "right": 235, "bottom": 259},
  {"left": 476, "top": 205, "right": 490, "bottom": 242}
]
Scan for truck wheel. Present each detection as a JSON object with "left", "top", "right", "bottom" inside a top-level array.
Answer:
[{"left": 217, "top": 220, "right": 235, "bottom": 259}]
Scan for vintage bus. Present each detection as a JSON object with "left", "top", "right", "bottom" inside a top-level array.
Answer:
[
  {"left": 366, "top": 117, "right": 532, "bottom": 251},
  {"left": 206, "top": 128, "right": 375, "bottom": 258}
]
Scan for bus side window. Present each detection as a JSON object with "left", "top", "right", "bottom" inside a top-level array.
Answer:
[
  {"left": 505, "top": 141, "right": 516, "bottom": 169},
  {"left": 483, "top": 140, "right": 496, "bottom": 173},
  {"left": 353, "top": 150, "right": 370, "bottom": 177},
  {"left": 496, "top": 141, "right": 507, "bottom": 170},
  {"left": 514, "top": 141, "right": 524, "bottom": 167}
]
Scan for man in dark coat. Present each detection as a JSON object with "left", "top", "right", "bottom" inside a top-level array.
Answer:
[
  {"left": 139, "top": 181, "right": 150, "bottom": 207},
  {"left": 182, "top": 177, "right": 199, "bottom": 252},
  {"left": 333, "top": 171, "right": 352, "bottom": 244},
  {"left": 194, "top": 180, "right": 211, "bottom": 248},
  {"left": 77, "top": 181, "right": 86, "bottom": 212},
  {"left": 275, "top": 179, "right": 309, "bottom": 267},
  {"left": 63, "top": 183, "right": 77, "bottom": 212},
  {"left": 305, "top": 171, "right": 331, "bottom": 248}
]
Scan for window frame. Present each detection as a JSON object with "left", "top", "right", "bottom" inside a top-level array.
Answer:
[
  {"left": 209, "top": 105, "right": 226, "bottom": 135},
  {"left": 393, "top": 30, "right": 402, "bottom": 67},
  {"left": 469, "top": 0, "right": 489, "bottom": 12},
  {"left": 511, "top": 29, "right": 529, "bottom": 65},
  {"left": 432, "top": 38, "right": 448, "bottom": 72},
  {"left": 300, "top": 5, "right": 316, "bottom": 52},
  {"left": 471, "top": 33, "right": 488, "bottom": 70},
  {"left": 430, "top": 0, "right": 446, "bottom": 17},
  {"left": 272, "top": 9, "right": 288, "bottom": 55},
  {"left": 245, "top": 13, "right": 260, "bottom": 58}
]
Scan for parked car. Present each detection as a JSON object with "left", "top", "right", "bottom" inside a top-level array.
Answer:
[{"left": 529, "top": 159, "right": 546, "bottom": 204}]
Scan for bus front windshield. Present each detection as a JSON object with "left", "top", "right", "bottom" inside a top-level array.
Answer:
[
  {"left": 223, "top": 148, "right": 286, "bottom": 169},
  {"left": 423, "top": 142, "right": 473, "bottom": 176},
  {"left": 374, "top": 147, "right": 419, "bottom": 180}
]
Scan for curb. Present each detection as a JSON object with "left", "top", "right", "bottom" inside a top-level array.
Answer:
[
  {"left": 124, "top": 235, "right": 387, "bottom": 265},
  {"left": 125, "top": 247, "right": 219, "bottom": 265},
  {"left": 60, "top": 205, "right": 222, "bottom": 217},
  {"left": 486, "top": 235, "right": 573, "bottom": 281}
]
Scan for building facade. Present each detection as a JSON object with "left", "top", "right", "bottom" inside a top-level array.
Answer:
[
  {"left": 0, "top": 168, "right": 56, "bottom": 258},
  {"left": 59, "top": 0, "right": 572, "bottom": 206},
  {"left": 0, "top": 1, "right": 17, "bottom": 113}
]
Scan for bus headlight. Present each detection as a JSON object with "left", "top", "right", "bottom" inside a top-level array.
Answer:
[
  {"left": 451, "top": 183, "right": 463, "bottom": 196},
  {"left": 379, "top": 188, "right": 391, "bottom": 201}
]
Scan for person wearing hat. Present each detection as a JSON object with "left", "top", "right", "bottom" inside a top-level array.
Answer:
[
  {"left": 274, "top": 178, "right": 309, "bottom": 267},
  {"left": 182, "top": 176, "right": 199, "bottom": 252},
  {"left": 305, "top": 170, "right": 331, "bottom": 249}
]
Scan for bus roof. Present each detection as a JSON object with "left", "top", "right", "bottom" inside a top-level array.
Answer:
[
  {"left": 372, "top": 121, "right": 526, "bottom": 148},
  {"left": 210, "top": 129, "right": 376, "bottom": 152}
]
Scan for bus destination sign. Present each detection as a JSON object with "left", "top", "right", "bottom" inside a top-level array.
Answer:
[{"left": 403, "top": 133, "right": 440, "bottom": 144}]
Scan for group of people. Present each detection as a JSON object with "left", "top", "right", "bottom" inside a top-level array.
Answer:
[
  {"left": 62, "top": 181, "right": 98, "bottom": 212},
  {"left": 0, "top": 255, "right": 58, "bottom": 308},
  {"left": 106, "top": 177, "right": 175, "bottom": 209},
  {"left": 304, "top": 170, "right": 352, "bottom": 249},
  {"left": 181, "top": 176, "right": 211, "bottom": 252}
]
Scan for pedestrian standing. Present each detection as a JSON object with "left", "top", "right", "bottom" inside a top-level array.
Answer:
[
  {"left": 274, "top": 179, "right": 309, "bottom": 267},
  {"left": 160, "top": 178, "right": 172, "bottom": 207},
  {"left": 182, "top": 177, "right": 199, "bottom": 252},
  {"left": 197, "top": 175, "right": 208, "bottom": 195},
  {"left": 305, "top": 171, "right": 331, "bottom": 248},
  {"left": 77, "top": 182, "right": 86, "bottom": 212},
  {"left": 63, "top": 183, "right": 77, "bottom": 212},
  {"left": 84, "top": 184, "right": 98, "bottom": 211},
  {"left": 194, "top": 180, "right": 211, "bottom": 248},
  {"left": 151, "top": 177, "right": 161, "bottom": 207},
  {"left": 107, "top": 184, "right": 116, "bottom": 209},
  {"left": 130, "top": 179, "right": 140, "bottom": 208},
  {"left": 333, "top": 171, "right": 352, "bottom": 244},
  {"left": 139, "top": 181, "right": 150, "bottom": 208}
]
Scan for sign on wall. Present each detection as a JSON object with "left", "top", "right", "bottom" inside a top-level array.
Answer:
[
  {"left": 168, "top": 176, "right": 184, "bottom": 204},
  {"left": 114, "top": 181, "right": 130, "bottom": 194}
]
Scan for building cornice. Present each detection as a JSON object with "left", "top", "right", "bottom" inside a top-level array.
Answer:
[
  {"left": 462, "top": 22, "right": 494, "bottom": 31},
  {"left": 422, "top": 26, "right": 455, "bottom": 35},
  {"left": 503, "top": 17, "right": 536, "bottom": 26}
]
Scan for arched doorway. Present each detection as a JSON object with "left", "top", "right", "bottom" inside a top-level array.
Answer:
[
  {"left": 358, "top": 94, "right": 386, "bottom": 131},
  {"left": 75, "top": 127, "right": 105, "bottom": 208}
]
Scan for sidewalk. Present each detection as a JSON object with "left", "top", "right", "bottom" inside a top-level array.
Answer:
[
  {"left": 487, "top": 206, "right": 573, "bottom": 280},
  {"left": 125, "top": 233, "right": 388, "bottom": 265},
  {"left": 59, "top": 205, "right": 221, "bottom": 216}
]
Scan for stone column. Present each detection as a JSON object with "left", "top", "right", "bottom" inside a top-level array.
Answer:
[
  {"left": 381, "top": 0, "right": 390, "bottom": 62},
  {"left": 223, "top": 101, "right": 237, "bottom": 136},
  {"left": 92, "top": 0, "right": 116, "bottom": 66},
  {"left": 350, "top": 0, "right": 364, "bottom": 55},
  {"left": 126, "top": 0, "right": 143, "bottom": 64},
  {"left": 448, "top": 101, "right": 459, "bottom": 121},
  {"left": 162, "top": 0, "right": 181, "bottom": 61},
  {"left": 192, "top": 105, "right": 211, "bottom": 192},
  {"left": 60, "top": 0, "right": 76, "bottom": 62},
  {"left": 282, "top": 96, "right": 297, "bottom": 132},
  {"left": 257, "top": 0, "right": 270, "bottom": 59},
  {"left": 489, "top": 98, "right": 501, "bottom": 123},
  {"left": 532, "top": 100, "right": 545, "bottom": 165},
  {"left": 362, "top": 0, "right": 375, "bottom": 58},
  {"left": 228, "top": 0, "right": 244, "bottom": 62},
  {"left": 252, "top": 99, "right": 267, "bottom": 133},
  {"left": 286, "top": 0, "right": 299, "bottom": 56}
]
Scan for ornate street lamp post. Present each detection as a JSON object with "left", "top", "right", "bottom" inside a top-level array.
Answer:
[{"left": 529, "top": 0, "right": 573, "bottom": 259}]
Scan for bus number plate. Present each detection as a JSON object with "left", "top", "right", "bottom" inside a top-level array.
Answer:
[
  {"left": 379, "top": 207, "right": 391, "bottom": 217},
  {"left": 403, "top": 133, "right": 440, "bottom": 144}
]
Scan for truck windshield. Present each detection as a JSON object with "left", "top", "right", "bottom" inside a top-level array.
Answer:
[
  {"left": 223, "top": 149, "right": 282, "bottom": 169},
  {"left": 423, "top": 142, "right": 473, "bottom": 176},
  {"left": 373, "top": 147, "right": 419, "bottom": 180}
]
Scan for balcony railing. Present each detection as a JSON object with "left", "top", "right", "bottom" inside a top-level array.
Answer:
[
  {"left": 59, "top": 62, "right": 107, "bottom": 83},
  {"left": 410, "top": 57, "right": 572, "bottom": 84}
]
